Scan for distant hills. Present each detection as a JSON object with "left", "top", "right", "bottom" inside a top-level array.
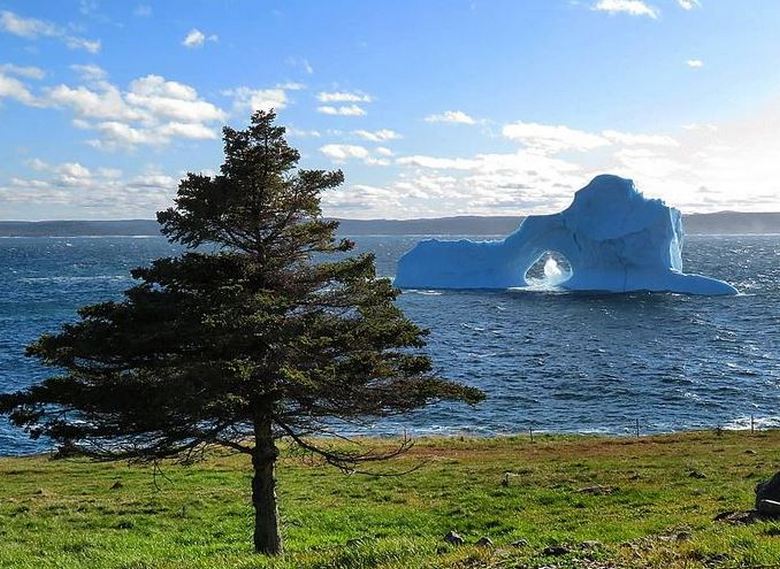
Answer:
[{"left": 1, "top": 212, "right": 779, "bottom": 237}]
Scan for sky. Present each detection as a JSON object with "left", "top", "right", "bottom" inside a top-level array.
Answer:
[{"left": 1, "top": 0, "right": 780, "bottom": 220}]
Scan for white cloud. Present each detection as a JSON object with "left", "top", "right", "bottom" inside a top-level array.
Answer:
[
  {"left": 125, "top": 75, "right": 226, "bottom": 122},
  {"left": 321, "top": 118, "right": 703, "bottom": 218},
  {"left": 0, "top": 10, "right": 101, "bottom": 53},
  {"left": 70, "top": 63, "right": 107, "bottom": 82},
  {"left": 182, "top": 28, "right": 217, "bottom": 48},
  {"left": 317, "top": 104, "right": 366, "bottom": 116},
  {"left": 134, "top": 5, "right": 152, "bottom": 17},
  {"left": 375, "top": 146, "right": 394, "bottom": 157},
  {"left": 286, "top": 127, "right": 321, "bottom": 138},
  {"left": 320, "top": 144, "right": 391, "bottom": 166},
  {"left": 65, "top": 37, "right": 101, "bottom": 53},
  {"left": 277, "top": 82, "right": 306, "bottom": 91},
  {"left": 0, "top": 162, "right": 179, "bottom": 216},
  {"left": 353, "top": 129, "right": 401, "bottom": 142},
  {"left": 396, "top": 155, "right": 478, "bottom": 170},
  {"left": 320, "top": 144, "right": 370, "bottom": 162},
  {"left": 44, "top": 72, "right": 227, "bottom": 148},
  {"left": 317, "top": 91, "right": 372, "bottom": 103},
  {"left": 591, "top": 0, "right": 659, "bottom": 19},
  {"left": 686, "top": 59, "right": 704, "bottom": 68},
  {"left": 677, "top": 0, "right": 700, "bottom": 9},
  {"left": 0, "top": 63, "right": 45, "bottom": 80},
  {"left": 224, "top": 87, "right": 288, "bottom": 112},
  {"left": 424, "top": 110, "right": 476, "bottom": 125},
  {"left": 602, "top": 130, "right": 679, "bottom": 147},
  {"left": 0, "top": 72, "right": 38, "bottom": 105},
  {"left": 502, "top": 121, "right": 610, "bottom": 153}
]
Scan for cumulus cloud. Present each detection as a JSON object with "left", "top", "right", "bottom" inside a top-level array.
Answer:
[
  {"left": 43, "top": 68, "right": 227, "bottom": 148},
  {"left": 286, "top": 127, "right": 321, "bottom": 138},
  {"left": 0, "top": 63, "right": 45, "bottom": 80},
  {"left": 424, "top": 110, "right": 476, "bottom": 125},
  {"left": 677, "top": 0, "right": 700, "bottom": 9},
  {"left": 182, "top": 28, "right": 218, "bottom": 48},
  {"left": 320, "top": 144, "right": 370, "bottom": 161},
  {"left": 353, "top": 129, "right": 401, "bottom": 142},
  {"left": 0, "top": 71, "right": 38, "bottom": 105},
  {"left": 322, "top": 118, "right": 707, "bottom": 218},
  {"left": 317, "top": 104, "right": 367, "bottom": 116},
  {"left": 0, "top": 10, "right": 101, "bottom": 53},
  {"left": 601, "top": 130, "right": 679, "bottom": 147},
  {"left": 319, "top": 144, "right": 391, "bottom": 166},
  {"left": 223, "top": 87, "right": 288, "bottom": 113},
  {"left": 0, "top": 160, "right": 181, "bottom": 217},
  {"left": 317, "top": 91, "right": 372, "bottom": 103},
  {"left": 591, "top": 0, "right": 659, "bottom": 19},
  {"left": 503, "top": 121, "right": 611, "bottom": 153}
]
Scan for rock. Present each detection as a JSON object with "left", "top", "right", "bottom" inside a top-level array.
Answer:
[
  {"left": 510, "top": 539, "right": 529, "bottom": 548},
  {"left": 688, "top": 470, "right": 707, "bottom": 479},
  {"left": 757, "top": 499, "right": 780, "bottom": 517},
  {"left": 578, "top": 485, "right": 618, "bottom": 495},
  {"left": 744, "top": 449, "right": 757, "bottom": 455},
  {"left": 580, "top": 540, "right": 602, "bottom": 550},
  {"left": 542, "top": 545, "right": 570, "bottom": 556},
  {"left": 110, "top": 480, "right": 123, "bottom": 490},
  {"left": 755, "top": 471, "right": 780, "bottom": 510},
  {"left": 713, "top": 510, "right": 758, "bottom": 524},
  {"left": 443, "top": 530, "right": 464, "bottom": 546},
  {"left": 475, "top": 536, "right": 494, "bottom": 547}
]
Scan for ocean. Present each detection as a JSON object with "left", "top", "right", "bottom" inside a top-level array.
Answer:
[{"left": 1, "top": 234, "right": 778, "bottom": 455}]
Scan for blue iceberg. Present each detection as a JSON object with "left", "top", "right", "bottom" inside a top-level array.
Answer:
[{"left": 394, "top": 174, "right": 737, "bottom": 295}]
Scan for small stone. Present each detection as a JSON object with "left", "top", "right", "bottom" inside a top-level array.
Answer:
[
  {"left": 676, "top": 531, "right": 692, "bottom": 541},
  {"left": 713, "top": 510, "right": 757, "bottom": 524},
  {"left": 578, "top": 485, "right": 618, "bottom": 495},
  {"left": 110, "top": 481, "right": 123, "bottom": 490},
  {"left": 475, "top": 536, "right": 494, "bottom": 547},
  {"left": 688, "top": 470, "right": 707, "bottom": 479},
  {"left": 542, "top": 545, "right": 570, "bottom": 556},
  {"left": 510, "top": 539, "right": 529, "bottom": 548},
  {"left": 581, "top": 540, "right": 602, "bottom": 549},
  {"left": 744, "top": 449, "right": 757, "bottom": 455},
  {"left": 443, "top": 530, "right": 464, "bottom": 546}
]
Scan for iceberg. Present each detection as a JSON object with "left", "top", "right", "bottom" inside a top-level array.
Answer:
[{"left": 394, "top": 174, "right": 738, "bottom": 295}]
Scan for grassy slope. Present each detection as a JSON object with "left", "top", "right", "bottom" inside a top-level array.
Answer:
[{"left": 0, "top": 431, "right": 779, "bottom": 569}]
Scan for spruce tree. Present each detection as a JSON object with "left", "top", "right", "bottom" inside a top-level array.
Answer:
[{"left": 0, "top": 111, "right": 483, "bottom": 555}]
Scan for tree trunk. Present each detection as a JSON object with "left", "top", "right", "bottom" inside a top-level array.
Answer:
[{"left": 252, "top": 412, "right": 282, "bottom": 555}]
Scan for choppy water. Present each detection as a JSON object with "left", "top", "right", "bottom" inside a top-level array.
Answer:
[{"left": 1, "top": 234, "right": 779, "bottom": 454}]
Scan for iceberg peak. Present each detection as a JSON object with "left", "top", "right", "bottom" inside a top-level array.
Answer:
[{"left": 394, "top": 174, "right": 738, "bottom": 295}]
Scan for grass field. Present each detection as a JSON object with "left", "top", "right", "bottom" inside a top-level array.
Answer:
[{"left": 1, "top": 430, "right": 779, "bottom": 568}]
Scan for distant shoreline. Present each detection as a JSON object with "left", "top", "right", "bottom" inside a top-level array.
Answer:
[{"left": 2, "top": 212, "right": 780, "bottom": 237}]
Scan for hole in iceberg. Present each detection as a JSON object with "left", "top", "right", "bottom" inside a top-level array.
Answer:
[{"left": 524, "top": 251, "right": 573, "bottom": 288}]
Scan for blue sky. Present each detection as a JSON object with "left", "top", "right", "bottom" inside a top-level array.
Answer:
[{"left": 1, "top": 0, "right": 779, "bottom": 220}]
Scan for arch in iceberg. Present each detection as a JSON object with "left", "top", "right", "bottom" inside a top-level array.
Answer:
[{"left": 393, "top": 174, "right": 738, "bottom": 296}]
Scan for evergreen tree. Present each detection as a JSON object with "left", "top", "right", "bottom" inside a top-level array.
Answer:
[{"left": 0, "top": 111, "right": 483, "bottom": 555}]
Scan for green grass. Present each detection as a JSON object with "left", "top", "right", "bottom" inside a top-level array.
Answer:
[{"left": 1, "top": 431, "right": 779, "bottom": 568}]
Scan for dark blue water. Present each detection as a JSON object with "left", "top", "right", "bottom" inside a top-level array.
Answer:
[{"left": 1, "top": 235, "right": 779, "bottom": 454}]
